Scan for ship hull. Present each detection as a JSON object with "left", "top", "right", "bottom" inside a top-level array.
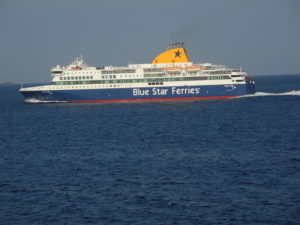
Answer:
[{"left": 20, "top": 83, "right": 255, "bottom": 103}]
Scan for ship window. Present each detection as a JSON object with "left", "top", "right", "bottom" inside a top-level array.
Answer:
[
  {"left": 231, "top": 75, "right": 242, "bottom": 77},
  {"left": 52, "top": 71, "right": 62, "bottom": 74}
]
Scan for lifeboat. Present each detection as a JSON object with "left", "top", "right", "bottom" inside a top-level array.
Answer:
[
  {"left": 185, "top": 65, "right": 201, "bottom": 71},
  {"left": 165, "top": 66, "right": 181, "bottom": 71}
]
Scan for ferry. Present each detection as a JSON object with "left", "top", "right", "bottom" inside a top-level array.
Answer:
[{"left": 20, "top": 43, "right": 255, "bottom": 103}]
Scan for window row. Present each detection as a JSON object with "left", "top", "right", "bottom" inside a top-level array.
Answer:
[
  {"left": 101, "top": 69, "right": 136, "bottom": 74},
  {"left": 59, "top": 76, "right": 93, "bottom": 81},
  {"left": 63, "top": 71, "right": 98, "bottom": 75},
  {"left": 148, "top": 82, "right": 163, "bottom": 85},
  {"left": 144, "top": 73, "right": 165, "bottom": 78},
  {"left": 102, "top": 75, "right": 116, "bottom": 79},
  {"left": 204, "top": 70, "right": 231, "bottom": 75},
  {"left": 143, "top": 68, "right": 164, "bottom": 73},
  {"left": 53, "top": 76, "right": 231, "bottom": 85}
]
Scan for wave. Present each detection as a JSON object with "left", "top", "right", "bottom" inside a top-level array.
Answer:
[
  {"left": 24, "top": 99, "right": 67, "bottom": 104},
  {"left": 242, "top": 90, "right": 300, "bottom": 98}
]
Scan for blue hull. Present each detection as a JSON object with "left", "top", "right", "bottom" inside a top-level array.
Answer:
[{"left": 20, "top": 83, "right": 255, "bottom": 103}]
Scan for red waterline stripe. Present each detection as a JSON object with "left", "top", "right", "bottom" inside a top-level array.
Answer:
[{"left": 70, "top": 96, "right": 240, "bottom": 103}]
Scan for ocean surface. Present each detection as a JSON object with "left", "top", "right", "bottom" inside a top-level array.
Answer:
[{"left": 0, "top": 75, "right": 300, "bottom": 225}]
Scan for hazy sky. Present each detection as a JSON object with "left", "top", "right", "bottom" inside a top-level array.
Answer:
[{"left": 0, "top": 0, "right": 300, "bottom": 83}]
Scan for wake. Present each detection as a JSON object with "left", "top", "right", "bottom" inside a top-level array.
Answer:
[
  {"left": 242, "top": 90, "right": 300, "bottom": 98},
  {"left": 24, "top": 99, "right": 67, "bottom": 103}
]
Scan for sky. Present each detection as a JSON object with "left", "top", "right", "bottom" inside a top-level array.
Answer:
[{"left": 0, "top": 0, "right": 300, "bottom": 83}]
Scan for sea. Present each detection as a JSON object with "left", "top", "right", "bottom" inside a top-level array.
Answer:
[{"left": 0, "top": 75, "right": 300, "bottom": 225}]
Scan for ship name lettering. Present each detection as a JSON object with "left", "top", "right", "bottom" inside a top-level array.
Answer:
[
  {"left": 133, "top": 88, "right": 149, "bottom": 96},
  {"left": 171, "top": 87, "right": 200, "bottom": 95},
  {"left": 152, "top": 88, "right": 168, "bottom": 96}
]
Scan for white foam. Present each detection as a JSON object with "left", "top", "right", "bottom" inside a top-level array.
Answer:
[
  {"left": 24, "top": 98, "right": 67, "bottom": 103},
  {"left": 242, "top": 90, "right": 300, "bottom": 98}
]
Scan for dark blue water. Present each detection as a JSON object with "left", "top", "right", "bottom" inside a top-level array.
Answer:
[{"left": 1, "top": 75, "right": 300, "bottom": 225}]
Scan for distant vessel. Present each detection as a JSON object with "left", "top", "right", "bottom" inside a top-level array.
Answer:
[
  {"left": 20, "top": 43, "right": 255, "bottom": 103},
  {"left": 0, "top": 81, "right": 13, "bottom": 85}
]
